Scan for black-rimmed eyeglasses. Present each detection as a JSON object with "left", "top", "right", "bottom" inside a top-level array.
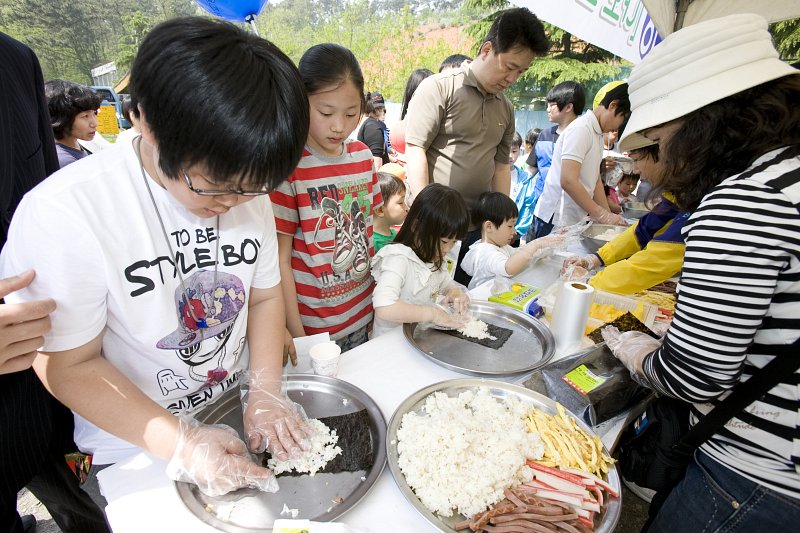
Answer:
[{"left": 182, "top": 170, "right": 270, "bottom": 196}]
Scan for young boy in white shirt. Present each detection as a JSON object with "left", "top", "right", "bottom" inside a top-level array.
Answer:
[
  {"left": 462, "top": 192, "right": 564, "bottom": 289},
  {"left": 532, "top": 82, "right": 631, "bottom": 238},
  {"left": 0, "top": 17, "right": 313, "bottom": 502}
]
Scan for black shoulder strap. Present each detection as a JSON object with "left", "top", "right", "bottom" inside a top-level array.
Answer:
[{"left": 674, "top": 338, "right": 800, "bottom": 457}]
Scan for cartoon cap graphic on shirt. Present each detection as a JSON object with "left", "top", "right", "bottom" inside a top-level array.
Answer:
[{"left": 157, "top": 269, "right": 245, "bottom": 349}]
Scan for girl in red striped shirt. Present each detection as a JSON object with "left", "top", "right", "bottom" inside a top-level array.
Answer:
[{"left": 270, "top": 44, "right": 382, "bottom": 355}]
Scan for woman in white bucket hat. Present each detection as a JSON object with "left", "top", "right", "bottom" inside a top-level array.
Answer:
[{"left": 601, "top": 13, "right": 800, "bottom": 532}]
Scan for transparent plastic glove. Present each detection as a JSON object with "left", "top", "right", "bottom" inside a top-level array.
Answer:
[
  {"left": 441, "top": 284, "right": 472, "bottom": 317},
  {"left": 560, "top": 263, "right": 590, "bottom": 283},
  {"left": 552, "top": 219, "right": 592, "bottom": 249},
  {"left": 601, "top": 326, "right": 661, "bottom": 378},
  {"left": 240, "top": 370, "right": 314, "bottom": 459},
  {"left": 554, "top": 219, "right": 592, "bottom": 238},
  {"left": 562, "top": 254, "right": 601, "bottom": 274},
  {"left": 424, "top": 305, "right": 468, "bottom": 330},
  {"left": 165, "top": 416, "right": 278, "bottom": 497},
  {"left": 591, "top": 209, "right": 628, "bottom": 226},
  {"left": 523, "top": 233, "right": 567, "bottom": 264}
]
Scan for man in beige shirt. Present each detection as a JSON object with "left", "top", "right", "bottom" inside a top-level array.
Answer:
[{"left": 405, "top": 6, "right": 549, "bottom": 284}]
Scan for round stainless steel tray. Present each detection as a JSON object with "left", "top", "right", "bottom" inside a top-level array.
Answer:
[
  {"left": 175, "top": 374, "right": 387, "bottom": 532},
  {"left": 403, "top": 301, "right": 555, "bottom": 376},
  {"left": 386, "top": 378, "right": 621, "bottom": 533}
]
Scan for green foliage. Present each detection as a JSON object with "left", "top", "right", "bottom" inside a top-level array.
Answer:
[
  {"left": 257, "top": 0, "right": 474, "bottom": 102},
  {"left": 0, "top": 0, "right": 196, "bottom": 83},
  {"left": 771, "top": 18, "right": 800, "bottom": 63},
  {"left": 116, "top": 11, "right": 158, "bottom": 75},
  {"left": 462, "top": 0, "right": 627, "bottom": 108},
  {"left": 1, "top": 0, "right": 795, "bottom": 106}
]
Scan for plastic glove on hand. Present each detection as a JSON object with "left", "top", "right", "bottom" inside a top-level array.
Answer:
[
  {"left": 166, "top": 417, "right": 278, "bottom": 497},
  {"left": 601, "top": 326, "right": 661, "bottom": 377},
  {"left": 560, "top": 262, "right": 591, "bottom": 282},
  {"left": 554, "top": 219, "right": 592, "bottom": 238},
  {"left": 241, "top": 371, "right": 314, "bottom": 459},
  {"left": 524, "top": 233, "right": 567, "bottom": 263},
  {"left": 427, "top": 305, "right": 468, "bottom": 330},
  {"left": 591, "top": 209, "right": 628, "bottom": 226},
  {"left": 443, "top": 284, "right": 472, "bottom": 317},
  {"left": 539, "top": 233, "right": 567, "bottom": 249},
  {"left": 562, "top": 255, "right": 601, "bottom": 273}
]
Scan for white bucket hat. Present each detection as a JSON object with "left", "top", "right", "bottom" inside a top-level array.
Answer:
[{"left": 619, "top": 13, "right": 798, "bottom": 152}]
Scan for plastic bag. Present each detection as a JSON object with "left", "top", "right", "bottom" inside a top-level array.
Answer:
[
  {"left": 603, "top": 155, "right": 634, "bottom": 187},
  {"left": 523, "top": 344, "right": 653, "bottom": 426}
]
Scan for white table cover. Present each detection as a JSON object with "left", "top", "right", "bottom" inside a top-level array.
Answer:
[{"left": 99, "top": 251, "right": 630, "bottom": 533}]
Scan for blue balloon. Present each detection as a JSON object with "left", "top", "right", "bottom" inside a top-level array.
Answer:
[{"left": 196, "top": 0, "right": 269, "bottom": 23}]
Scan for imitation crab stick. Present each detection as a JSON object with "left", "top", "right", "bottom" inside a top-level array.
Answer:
[
  {"left": 527, "top": 461, "right": 586, "bottom": 485},
  {"left": 527, "top": 475, "right": 591, "bottom": 498},
  {"left": 532, "top": 471, "right": 590, "bottom": 496},
  {"left": 522, "top": 486, "right": 584, "bottom": 508},
  {"left": 561, "top": 467, "right": 619, "bottom": 498}
]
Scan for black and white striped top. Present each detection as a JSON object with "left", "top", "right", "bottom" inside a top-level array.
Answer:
[{"left": 643, "top": 145, "right": 800, "bottom": 499}]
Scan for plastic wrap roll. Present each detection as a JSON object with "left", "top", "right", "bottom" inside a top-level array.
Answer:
[{"left": 550, "top": 281, "right": 594, "bottom": 355}]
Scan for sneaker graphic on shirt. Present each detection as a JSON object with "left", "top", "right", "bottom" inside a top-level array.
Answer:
[
  {"left": 349, "top": 200, "right": 370, "bottom": 281},
  {"left": 313, "top": 196, "right": 356, "bottom": 274}
]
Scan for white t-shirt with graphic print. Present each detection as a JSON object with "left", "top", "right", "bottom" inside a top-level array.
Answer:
[{"left": 0, "top": 142, "right": 280, "bottom": 464}]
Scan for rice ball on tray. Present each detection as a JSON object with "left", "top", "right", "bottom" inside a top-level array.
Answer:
[{"left": 396, "top": 387, "right": 544, "bottom": 517}]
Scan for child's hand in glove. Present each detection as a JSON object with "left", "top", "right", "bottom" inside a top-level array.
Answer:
[
  {"left": 240, "top": 371, "right": 314, "bottom": 459},
  {"left": 166, "top": 417, "right": 279, "bottom": 497}
]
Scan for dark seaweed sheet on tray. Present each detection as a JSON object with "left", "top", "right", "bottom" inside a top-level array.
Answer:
[
  {"left": 441, "top": 323, "right": 514, "bottom": 349},
  {"left": 586, "top": 312, "right": 658, "bottom": 344},
  {"left": 264, "top": 409, "right": 374, "bottom": 476},
  {"left": 523, "top": 344, "right": 652, "bottom": 426}
]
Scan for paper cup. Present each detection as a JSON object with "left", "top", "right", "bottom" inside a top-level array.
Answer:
[{"left": 309, "top": 342, "right": 342, "bottom": 377}]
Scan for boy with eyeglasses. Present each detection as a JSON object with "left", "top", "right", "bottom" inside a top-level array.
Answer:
[{"left": 0, "top": 17, "right": 314, "bottom": 505}]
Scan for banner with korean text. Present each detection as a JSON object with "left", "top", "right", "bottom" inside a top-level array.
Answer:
[{"left": 513, "top": 0, "right": 662, "bottom": 64}]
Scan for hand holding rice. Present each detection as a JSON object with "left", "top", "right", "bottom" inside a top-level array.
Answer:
[{"left": 267, "top": 419, "right": 341, "bottom": 476}]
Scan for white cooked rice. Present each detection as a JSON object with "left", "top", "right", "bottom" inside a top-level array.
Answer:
[
  {"left": 267, "top": 418, "right": 341, "bottom": 476},
  {"left": 396, "top": 387, "right": 544, "bottom": 517},
  {"left": 457, "top": 318, "right": 497, "bottom": 340},
  {"left": 595, "top": 228, "right": 622, "bottom": 241}
]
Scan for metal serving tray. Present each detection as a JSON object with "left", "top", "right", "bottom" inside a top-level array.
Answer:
[
  {"left": 174, "top": 374, "right": 387, "bottom": 532},
  {"left": 386, "top": 378, "right": 622, "bottom": 533},
  {"left": 403, "top": 301, "right": 555, "bottom": 376}
]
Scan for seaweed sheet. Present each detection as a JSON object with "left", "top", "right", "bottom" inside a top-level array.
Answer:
[
  {"left": 587, "top": 312, "right": 658, "bottom": 344},
  {"left": 441, "top": 323, "right": 514, "bottom": 349},
  {"left": 266, "top": 409, "right": 374, "bottom": 476},
  {"left": 523, "top": 344, "right": 652, "bottom": 426}
]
